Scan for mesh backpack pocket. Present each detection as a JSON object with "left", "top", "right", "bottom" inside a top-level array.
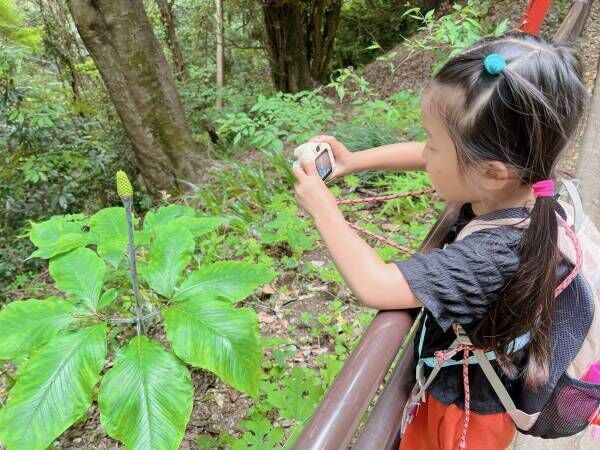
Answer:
[{"left": 525, "top": 373, "right": 600, "bottom": 438}]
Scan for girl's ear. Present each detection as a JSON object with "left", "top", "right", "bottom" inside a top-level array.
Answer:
[{"left": 479, "top": 160, "right": 514, "bottom": 191}]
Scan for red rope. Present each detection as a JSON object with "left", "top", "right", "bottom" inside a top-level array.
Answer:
[
  {"left": 460, "top": 346, "right": 473, "bottom": 450},
  {"left": 336, "top": 188, "right": 436, "bottom": 256},
  {"left": 433, "top": 340, "right": 474, "bottom": 449}
]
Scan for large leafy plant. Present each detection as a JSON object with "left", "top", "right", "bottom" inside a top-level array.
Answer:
[
  {"left": 0, "top": 172, "right": 275, "bottom": 449},
  {"left": 216, "top": 89, "right": 333, "bottom": 152}
]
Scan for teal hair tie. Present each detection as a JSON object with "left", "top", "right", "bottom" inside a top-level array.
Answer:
[{"left": 483, "top": 53, "right": 506, "bottom": 75}]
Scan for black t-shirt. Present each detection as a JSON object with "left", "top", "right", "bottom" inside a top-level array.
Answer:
[{"left": 395, "top": 204, "right": 531, "bottom": 414}]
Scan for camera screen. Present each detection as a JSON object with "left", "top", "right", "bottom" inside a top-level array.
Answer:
[{"left": 315, "top": 148, "right": 332, "bottom": 180}]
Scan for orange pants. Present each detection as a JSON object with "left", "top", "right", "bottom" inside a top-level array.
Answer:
[{"left": 399, "top": 394, "right": 516, "bottom": 450}]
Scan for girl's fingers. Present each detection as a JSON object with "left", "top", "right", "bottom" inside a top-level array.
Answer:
[
  {"left": 309, "top": 134, "right": 334, "bottom": 143},
  {"left": 299, "top": 157, "right": 318, "bottom": 176},
  {"left": 292, "top": 163, "right": 306, "bottom": 180}
]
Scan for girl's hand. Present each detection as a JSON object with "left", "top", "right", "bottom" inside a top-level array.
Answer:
[
  {"left": 309, "top": 135, "right": 353, "bottom": 179},
  {"left": 293, "top": 157, "right": 339, "bottom": 220}
]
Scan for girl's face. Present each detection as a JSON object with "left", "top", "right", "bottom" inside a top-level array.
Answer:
[
  {"left": 420, "top": 86, "right": 533, "bottom": 214},
  {"left": 420, "top": 91, "right": 479, "bottom": 203}
]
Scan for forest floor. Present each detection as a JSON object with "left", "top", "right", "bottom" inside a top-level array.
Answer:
[{"left": 2, "top": 1, "right": 599, "bottom": 449}]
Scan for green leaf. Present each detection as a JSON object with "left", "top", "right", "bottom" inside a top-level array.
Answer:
[
  {"left": 232, "top": 416, "right": 284, "bottom": 449},
  {"left": 139, "top": 224, "right": 195, "bottom": 298},
  {"left": 174, "top": 216, "right": 226, "bottom": 238},
  {"left": 264, "top": 367, "right": 324, "bottom": 421},
  {"left": 98, "top": 336, "right": 193, "bottom": 450},
  {"left": 49, "top": 247, "right": 106, "bottom": 311},
  {"left": 143, "top": 204, "right": 195, "bottom": 233},
  {"left": 174, "top": 261, "right": 275, "bottom": 304},
  {"left": 494, "top": 18, "right": 509, "bottom": 36},
  {"left": 0, "top": 325, "right": 107, "bottom": 450},
  {"left": 163, "top": 297, "right": 261, "bottom": 396},
  {"left": 98, "top": 288, "right": 118, "bottom": 310},
  {"left": 89, "top": 207, "right": 130, "bottom": 268},
  {"left": 287, "top": 230, "right": 314, "bottom": 251},
  {"left": 0, "top": 297, "right": 77, "bottom": 360},
  {"left": 27, "top": 217, "right": 89, "bottom": 260}
]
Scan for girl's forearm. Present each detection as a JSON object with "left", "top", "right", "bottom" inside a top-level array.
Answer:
[
  {"left": 346, "top": 141, "right": 426, "bottom": 174},
  {"left": 313, "top": 208, "right": 418, "bottom": 310}
]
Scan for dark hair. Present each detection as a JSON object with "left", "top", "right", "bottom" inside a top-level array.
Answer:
[{"left": 428, "top": 31, "right": 587, "bottom": 386}]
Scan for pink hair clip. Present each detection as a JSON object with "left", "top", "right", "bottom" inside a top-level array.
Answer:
[{"left": 532, "top": 179, "right": 555, "bottom": 198}]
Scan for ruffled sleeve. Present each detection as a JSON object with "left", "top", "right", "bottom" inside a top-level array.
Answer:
[{"left": 395, "top": 228, "right": 522, "bottom": 331}]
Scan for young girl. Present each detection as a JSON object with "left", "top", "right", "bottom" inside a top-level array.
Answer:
[{"left": 292, "top": 31, "right": 587, "bottom": 450}]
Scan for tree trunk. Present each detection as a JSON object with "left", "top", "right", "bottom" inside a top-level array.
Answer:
[
  {"left": 154, "top": 0, "right": 188, "bottom": 81},
  {"left": 67, "top": 0, "right": 204, "bottom": 197},
  {"left": 261, "top": 0, "right": 342, "bottom": 93},
  {"left": 215, "top": 0, "right": 224, "bottom": 109}
]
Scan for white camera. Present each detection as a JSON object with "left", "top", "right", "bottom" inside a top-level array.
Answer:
[{"left": 292, "top": 142, "right": 336, "bottom": 181}]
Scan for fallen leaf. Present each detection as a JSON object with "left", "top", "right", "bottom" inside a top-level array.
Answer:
[{"left": 261, "top": 284, "right": 276, "bottom": 295}]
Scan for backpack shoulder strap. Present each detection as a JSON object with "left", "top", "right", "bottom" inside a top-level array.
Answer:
[
  {"left": 558, "top": 179, "right": 585, "bottom": 233},
  {"left": 456, "top": 217, "right": 530, "bottom": 241},
  {"left": 459, "top": 325, "right": 540, "bottom": 431},
  {"left": 472, "top": 346, "right": 539, "bottom": 430}
]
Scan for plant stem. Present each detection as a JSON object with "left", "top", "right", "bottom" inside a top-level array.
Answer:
[{"left": 122, "top": 196, "right": 145, "bottom": 335}]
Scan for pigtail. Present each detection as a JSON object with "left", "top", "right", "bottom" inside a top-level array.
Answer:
[{"left": 472, "top": 194, "right": 561, "bottom": 386}]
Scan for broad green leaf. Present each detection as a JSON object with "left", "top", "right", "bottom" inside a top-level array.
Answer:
[
  {"left": 139, "top": 224, "right": 194, "bottom": 298},
  {"left": 142, "top": 204, "right": 224, "bottom": 239},
  {"left": 164, "top": 297, "right": 261, "bottom": 396},
  {"left": 27, "top": 217, "right": 89, "bottom": 260},
  {"left": 98, "top": 336, "right": 193, "bottom": 450},
  {"left": 98, "top": 288, "right": 118, "bottom": 310},
  {"left": 89, "top": 207, "right": 131, "bottom": 268},
  {"left": 174, "top": 216, "right": 226, "bottom": 238},
  {"left": 0, "top": 297, "right": 77, "bottom": 360},
  {"left": 143, "top": 204, "right": 195, "bottom": 232},
  {"left": 49, "top": 247, "right": 105, "bottom": 311},
  {"left": 0, "top": 325, "right": 107, "bottom": 450},
  {"left": 174, "top": 261, "right": 275, "bottom": 303}
]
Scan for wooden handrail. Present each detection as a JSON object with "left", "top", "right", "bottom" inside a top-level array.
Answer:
[
  {"left": 553, "top": 0, "right": 592, "bottom": 44},
  {"left": 293, "top": 1, "right": 594, "bottom": 448}
]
